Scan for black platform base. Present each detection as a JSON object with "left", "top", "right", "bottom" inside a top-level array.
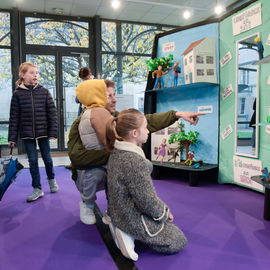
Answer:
[{"left": 151, "top": 161, "right": 218, "bottom": 187}]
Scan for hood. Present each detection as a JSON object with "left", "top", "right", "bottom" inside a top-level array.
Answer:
[{"left": 76, "top": 79, "right": 107, "bottom": 109}]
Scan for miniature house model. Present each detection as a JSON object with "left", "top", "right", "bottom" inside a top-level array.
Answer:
[{"left": 182, "top": 37, "right": 217, "bottom": 84}]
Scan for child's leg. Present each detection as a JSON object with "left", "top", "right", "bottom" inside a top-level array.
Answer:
[
  {"left": 81, "top": 167, "right": 106, "bottom": 205},
  {"left": 38, "top": 137, "right": 54, "bottom": 180},
  {"left": 23, "top": 139, "right": 41, "bottom": 189},
  {"left": 76, "top": 167, "right": 106, "bottom": 224},
  {"left": 147, "top": 223, "right": 187, "bottom": 254}
]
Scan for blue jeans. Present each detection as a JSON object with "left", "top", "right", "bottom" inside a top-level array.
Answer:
[
  {"left": 23, "top": 138, "right": 55, "bottom": 189},
  {"left": 76, "top": 167, "right": 106, "bottom": 206},
  {"left": 154, "top": 77, "right": 164, "bottom": 89},
  {"left": 173, "top": 76, "right": 178, "bottom": 86}
]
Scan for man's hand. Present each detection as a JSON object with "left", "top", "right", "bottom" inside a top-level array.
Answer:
[{"left": 175, "top": 111, "right": 205, "bottom": 125}]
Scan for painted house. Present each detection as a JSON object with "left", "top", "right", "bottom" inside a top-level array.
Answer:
[{"left": 182, "top": 37, "right": 217, "bottom": 84}]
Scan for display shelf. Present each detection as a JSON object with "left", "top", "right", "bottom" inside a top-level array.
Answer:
[
  {"left": 145, "top": 82, "right": 219, "bottom": 93},
  {"left": 151, "top": 161, "right": 218, "bottom": 187}
]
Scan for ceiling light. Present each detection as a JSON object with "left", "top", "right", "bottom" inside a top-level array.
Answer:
[
  {"left": 183, "top": 10, "right": 191, "bottom": 19},
  {"left": 215, "top": 5, "right": 224, "bottom": 15},
  {"left": 111, "top": 0, "right": 120, "bottom": 9}
]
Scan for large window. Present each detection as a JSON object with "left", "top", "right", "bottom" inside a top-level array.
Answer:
[
  {"left": 101, "top": 21, "right": 174, "bottom": 112},
  {"left": 0, "top": 12, "right": 12, "bottom": 145}
]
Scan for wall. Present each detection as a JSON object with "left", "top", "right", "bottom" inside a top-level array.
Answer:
[{"left": 219, "top": 0, "right": 270, "bottom": 191}]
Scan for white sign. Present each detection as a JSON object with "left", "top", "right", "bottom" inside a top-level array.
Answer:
[
  {"left": 266, "top": 34, "right": 270, "bottom": 46},
  {"left": 221, "top": 124, "right": 233, "bottom": 140},
  {"left": 162, "top": 42, "right": 175, "bottom": 52},
  {"left": 220, "top": 51, "right": 232, "bottom": 67},
  {"left": 233, "top": 156, "right": 263, "bottom": 190},
  {"left": 232, "top": 3, "right": 262, "bottom": 36},
  {"left": 266, "top": 125, "right": 270, "bottom": 135},
  {"left": 197, "top": 105, "right": 213, "bottom": 114},
  {"left": 222, "top": 84, "right": 234, "bottom": 100}
]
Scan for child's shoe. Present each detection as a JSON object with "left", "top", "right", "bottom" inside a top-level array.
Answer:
[
  {"left": 115, "top": 228, "right": 138, "bottom": 261},
  {"left": 26, "top": 188, "right": 44, "bottom": 202},
  {"left": 102, "top": 212, "right": 120, "bottom": 248},
  {"left": 48, "top": 179, "right": 59, "bottom": 193},
  {"left": 79, "top": 200, "right": 96, "bottom": 225}
]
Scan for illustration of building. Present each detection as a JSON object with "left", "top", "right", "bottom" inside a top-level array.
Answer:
[{"left": 182, "top": 37, "right": 217, "bottom": 84}]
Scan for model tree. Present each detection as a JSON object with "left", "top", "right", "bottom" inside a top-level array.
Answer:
[
  {"left": 146, "top": 54, "right": 174, "bottom": 71},
  {"left": 168, "top": 122, "right": 199, "bottom": 163}
]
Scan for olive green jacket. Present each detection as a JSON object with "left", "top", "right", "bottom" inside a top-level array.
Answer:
[{"left": 67, "top": 110, "right": 177, "bottom": 180}]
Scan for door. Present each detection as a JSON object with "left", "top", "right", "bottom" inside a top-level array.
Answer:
[{"left": 26, "top": 53, "right": 90, "bottom": 151}]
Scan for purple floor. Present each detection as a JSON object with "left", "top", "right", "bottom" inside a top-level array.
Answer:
[{"left": 1, "top": 167, "right": 270, "bottom": 270}]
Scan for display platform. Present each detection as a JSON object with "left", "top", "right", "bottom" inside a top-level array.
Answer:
[
  {"left": 151, "top": 161, "right": 218, "bottom": 187},
  {"left": 251, "top": 175, "right": 270, "bottom": 221}
]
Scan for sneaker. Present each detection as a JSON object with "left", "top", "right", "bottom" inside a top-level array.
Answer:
[
  {"left": 26, "top": 188, "right": 44, "bottom": 202},
  {"left": 48, "top": 179, "right": 59, "bottom": 193},
  {"left": 79, "top": 200, "right": 96, "bottom": 225},
  {"left": 102, "top": 212, "right": 120, "bottom": 249},
  {"left": 115, "top": 228, "right": 138, "bottom": 261}
]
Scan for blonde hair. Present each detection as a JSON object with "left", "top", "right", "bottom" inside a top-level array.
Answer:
[
  {"left": 106, "top": 108, "right": 144, "bottom": 151},
  {"left": 16, "top": 62, "right": 37, "bottom": 86}
]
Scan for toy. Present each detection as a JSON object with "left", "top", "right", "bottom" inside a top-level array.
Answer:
[
  {"left": 152, "top": 65, "right": 168, "bottom": 89},
  {"left": 261, "top": 167, "right": 270, "bottom": 182},
  {"left": 156, "top": 138, "right": 170, "bottom": 163},
  {"left": 168, "top": 62, "right": 181, "bottom": 86},
  {"left": 185, "top": 151, "right": 196, "bottom": 166},
  {"left": 168, "top": 148, "right": 179, "bottom": 163},
  {"left": 168, "top": 122, "right": 199, "bottom": 165},
  {"left": 254, "top": 36, "right": 264, "bottom": 60}
]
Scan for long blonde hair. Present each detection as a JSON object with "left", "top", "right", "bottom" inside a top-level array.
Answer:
[
  {"left": 106, "top": 108, "right": 145, "bottom": 151},
  {"left": 16, "top": 62, "right": 37, "bottom": 86}
]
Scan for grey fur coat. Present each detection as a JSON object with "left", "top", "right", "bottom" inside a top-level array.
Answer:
[{"left": 107, "top": 140, "right": 187, "bottom": 253}]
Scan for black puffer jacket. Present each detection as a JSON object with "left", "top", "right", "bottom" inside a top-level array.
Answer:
[{"left": 8, "top": 84, "right": 58, "bottom": 143}]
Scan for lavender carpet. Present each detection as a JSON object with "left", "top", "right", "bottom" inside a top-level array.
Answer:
[{"left": 1, "top": 167, "right": 270, "bottom": 270}]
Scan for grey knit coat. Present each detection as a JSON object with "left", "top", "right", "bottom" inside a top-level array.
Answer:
[{"left": 107, "top": 141, "right": 187, "bottom": 253}]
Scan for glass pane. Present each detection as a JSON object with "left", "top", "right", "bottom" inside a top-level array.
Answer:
[
  {"left": 122, "top": 55, "right": 148, "bottom": 112},
  {"left": 0, "top": 49, "right": 12, "bottom": 122},
  {"left": 63, "top": 56, "right": 89, "bottom": 148},
  {"left": 102, "top": 21, "right": 116, "bottom": 52},
  {"left": 102, "top": 54, "right": 118, "bottom": 80},
  {"left": 0, "top": 12, "right": 10, "bottom": 46},
  {"left": 121, "top": 23, "right": 157, "bottom": 54},
  {"left": 26, "top": 54, "right": 58, "bottom": 149},
  {"left": 0, "top": 123, "right": 8, "bottom": 145},
  {"left": 25, "top": 17, "right": 89, "bottom": 48}
]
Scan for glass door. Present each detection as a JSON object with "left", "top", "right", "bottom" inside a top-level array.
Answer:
[{"left": 62, "top": 55, "right": 89, "bottom": 148}]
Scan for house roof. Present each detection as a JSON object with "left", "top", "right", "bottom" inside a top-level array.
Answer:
[{"left": 182, "top": 38, "right": 205, "bottom": 55}]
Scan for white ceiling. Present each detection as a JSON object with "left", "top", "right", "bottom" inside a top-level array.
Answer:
[{"left": 1, "top": 0, "right": 249, "bottom": 26}]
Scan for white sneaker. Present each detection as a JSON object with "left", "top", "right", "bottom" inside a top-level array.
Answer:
[
  {"left": 79, "top": 200, "right": 96, "bottom": 225},
  {"left": 102, "top": 213, "right": 120, "bottom": 249},
  {"left": 115, "top": 227, "right": 138, "bottom": 261}
]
